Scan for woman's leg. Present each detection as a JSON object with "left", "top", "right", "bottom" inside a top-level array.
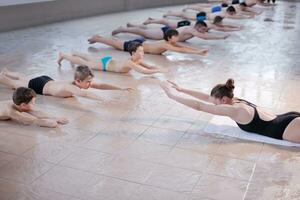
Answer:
[
  {"left": 57, "top": 53, "right": 98, "bottom": 69},
  {"left": 282, "top": 117, "right": 300, "bottom": 143},
  {"left": 88, "top": 35, "right": 124, "bottom": 50},
  {"left": 112, "top": 26, "right": 164, "bottom": 40}
]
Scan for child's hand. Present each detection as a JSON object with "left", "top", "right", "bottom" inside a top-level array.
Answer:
[
  {"left": 122, "top": 88, "right": 135, "bottom": 92},
  {"left": 200, "top": 49, "right": 209, "bottom": 55},
  {"left": 223, "top": 34, "right": 230, "bottom": 39},
  {"left": 160, "top": 68, "right": 169, "bottom": 73},
  {"left": 57, "top": 117, "right": 69, "bottom": 124}
]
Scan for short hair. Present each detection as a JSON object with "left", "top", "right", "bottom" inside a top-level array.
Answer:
[
  {"left": 128, "top": 42, "right": 143, "bottom": 55},
  {"left": 194, "top": 20, "right": 208, "bottom": 28},
  {"left": 74, "top": 65, "right": 94, "bottom": 81},
  {"left": 12, "top": 87, "right": 36, "bottom": 105},
  {"left": 240, "top": 2, "right": 247, "bottom": 6},
  {"left": 221, "top": 3, "right": 229, "bottom": 7},
  {"left": 226, "top": 6, "right": 236, "bottom": 13},
  {"left": 196, "top": 11, "right": 206, "bottom": 18},
  {"left": 164, "top": 29, "right": 179, "bottom": 41},
  {"left": 213, "top": 16, "right": 224, "bottom": 24}
]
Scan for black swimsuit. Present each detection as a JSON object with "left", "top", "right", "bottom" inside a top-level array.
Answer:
[
  {"left": 161, "top": 26, "right": 171, "bottom": 36},
  {"left": 236, "top": 99, "right": 300, "bottom": 140},
  {"left": 123, "top": 38, "right": 145, "bottom": 52},
  {"left": 177, "top": 20, "right": 191, "bottom": 28},
  {"left": 28, "top": 75, "right": 53, "bottom": 95}
]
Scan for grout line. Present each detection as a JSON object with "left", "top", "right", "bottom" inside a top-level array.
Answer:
[{"left": 242, "top": 162, "right": 257, "bottom": 200}]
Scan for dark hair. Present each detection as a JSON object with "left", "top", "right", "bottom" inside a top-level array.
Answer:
[
  {"left": 213, "top": 16, "right": 224, "bottom": 24},
  {"left": 240, "top": 2, "right": 247, "bottom": 6},
  {"left": 210, "top": 79, "right": 235, "bottom": 99},
  {"left": 221, "top": 3, "right": 228, "bottom": 7},
  {"left": 74, "top": 65, "right": 94, "bottom": 81},
  {"left": 128, "top": 42, "right": 143, "bottom": 55},
  {"left": 194, "top": 20, "right": 207, "bottom": 28},
  {"left": 196, "top": 11, "right": 206, "bottom": 18},
  {"left": 226, "top": 6, "right": 236, "bottom": 14},
  {"left": 13, "top": 87, "right": 36, "bottom": 105},
  {"left": 164, "top": 29, "right": 179, "bottom": 41}
]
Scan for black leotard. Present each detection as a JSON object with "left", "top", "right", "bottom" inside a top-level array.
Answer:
[{"left": 236, "top": 99, "right": 300, "bottom": 140}]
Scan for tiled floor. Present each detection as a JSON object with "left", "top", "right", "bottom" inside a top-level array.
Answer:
[{"left": 0, "top": 1, "right": 300, "bottom": 199}]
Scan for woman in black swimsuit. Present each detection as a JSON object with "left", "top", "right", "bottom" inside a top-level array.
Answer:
[{"left": 161, "top": 79, "right": 300, "bottom": 143}]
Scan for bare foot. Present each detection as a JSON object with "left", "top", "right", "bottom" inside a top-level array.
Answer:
[
  {"left": 143, "top": 17, "right": 154, "bottom": 25},
  {"left": 112, "top": 26, "right": 124, "bottom": 35},
  {"left": 57, "top": 52, "right": 64, "bottom": 66},
  {"left": 88, "top": 35, "right": 101, "bottom": 44},
  {"left": 0, "top": 68, "right": 8, "bottom": 76},
  {"left": 69, "top": 61, "right": 75, "bottom": 68},
  {"left": 126, "top": 23, "right": 133, "bottom": 27},
  {"left": 163, "top": 11, "right": 172, "bottom": 18}
]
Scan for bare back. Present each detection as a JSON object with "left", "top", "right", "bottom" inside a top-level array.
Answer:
[
  {"left": 0, "top": 101, "right": 13, "bottom": 120},
  {"left": 177, "top": 26, "right": 197, "bottom": 42},
  {"left": 43, "top": 81, "right": 77, "bottom": 97},
  {"left": 143, "top": 41, "right": 170, "bottom": 55},
  {"left": 232, "top": 100, "right": 277, "bottom": 124},
  {"left": 106, "top": 59, "right": 132, "bottom": 73}
]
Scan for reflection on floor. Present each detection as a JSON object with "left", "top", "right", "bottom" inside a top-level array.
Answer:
[{"left": 0, "top": 1, "right": 300, "bottom": 199}]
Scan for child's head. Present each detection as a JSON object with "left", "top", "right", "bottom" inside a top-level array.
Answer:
[
  {"left": 194, "top": 20, "right": 208, "bottom": 33},
  {"left": 13, "top": 87, "right": 36, "bottom": 111},
  {"left": 239, "top": 2, "right": 247, "bottom": 10},
  {"left": 226, "top": 6, "right": 236, "bottom": 15},
  {"left": 164, "top": 29, "right": 179, "bottom": 43},
  {"left": 128, "top": 42, "right": 144, "bottom": 60},
  {"left": 213, "top": 16, "right": 224, "bottom": 25},
  {"left": 196, "top": 12, "right": 207, "bottom": 21},
  {"left": 74, "top": 65, "right": 94, "bottom": 89}
]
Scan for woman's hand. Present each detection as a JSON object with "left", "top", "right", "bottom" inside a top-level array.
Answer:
[
  {"left": 167, "top": 80, "right": 183, "bottom": 92},
  {"left": 160, "top": 81, "right": 176, "bottom": 98}
]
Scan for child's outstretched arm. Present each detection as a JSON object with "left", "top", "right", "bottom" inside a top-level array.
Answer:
[{"left": 91, "top": 83, "right": 134, "bottom": 91}]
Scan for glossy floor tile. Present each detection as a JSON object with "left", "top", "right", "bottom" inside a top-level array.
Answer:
[{"left": 1, "top": 1, "right": 300, "bottom": 199}]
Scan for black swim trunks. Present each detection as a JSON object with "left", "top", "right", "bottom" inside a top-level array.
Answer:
[
  {"left": 28, "top": 75, "right": 53, "bottom": 95},
  {"left": 232, "top": 0, "right": 239, "bottom": 4},
  {"left": 161, "top": 26, "right": 171, "bottom": 35},
  {"left": 177, "top": 20, "right": 191, "bottom": 28},
  {"left": 123, "top": 38, "right": 145, "bottom": 52}
]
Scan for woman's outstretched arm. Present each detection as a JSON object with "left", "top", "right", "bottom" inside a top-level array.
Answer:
[{"left": 161, "top": 81, "right": 238, "bottom": 117}]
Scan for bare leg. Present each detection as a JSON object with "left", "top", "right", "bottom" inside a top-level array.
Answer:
[
  {"left": 183, "top": 5, "right": 203, "bottom": 12},
  {"left": 57, "top": 53, "right": 98, "bottom": 69},
  {"left": 88, "top": 35, "right": 124, "bottom": 50},
  {"left": 283, "top": 118, "right": 300, "bottom": 143},
  {"left": 163, "top": 11, "right": 195, "bottom": 21},
  {"left": 143, "top": 17, "right": 177, "bottom": 28},
  {"left": 112, "top": 26, "right": 164, "bottom": 40},
  {"left": 163, "top": 11, "right": 185, "bottom": 18},
  {"left": 0, "top": 71, "right": 28, "bottom": 89},
  {"left": 126, "top": 22, "right": 148, "bottom": 29},
  {"left": 1, "top": 68, "right": 26, "bottom": 80}
]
